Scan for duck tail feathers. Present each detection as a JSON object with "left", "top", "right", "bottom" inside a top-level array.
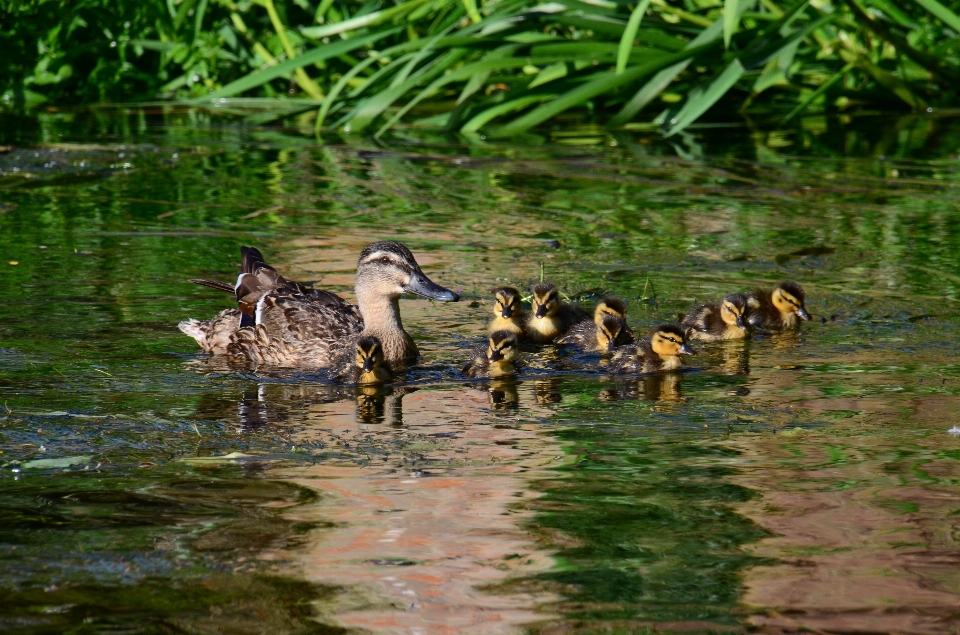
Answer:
[{"left": 189, "top": 278, "right": 235, "bottom": 293}]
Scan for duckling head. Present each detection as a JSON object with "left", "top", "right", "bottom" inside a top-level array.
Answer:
[
  {"left": 487, "top": 330, "right": 519, "bottom": 376},
  {"left": 596, "top": 314, "right": 630, "bottom": 354},
  {"left": 772, "top": 281, "right": 810, "bottom": 321},
  {"left": 355, "top": 336, "right": 389, "bottom": 384},
  {"left": 720, "top": 293, "right": 749, "bottom": 329},
  {"left": 493, "top": 287, "right": 522, "bottom": 320},
  {"left": 356, "top": 241, "right": 460, "bottom": 302},
  {"left": 531, "top": 283, "right": 560, "bottom": 319},
  {"left": 651, "top": 324, "right": 696, "bottom": 357},
  {"left": 594, "top": 297, "right": 628, "bottom": 326}
]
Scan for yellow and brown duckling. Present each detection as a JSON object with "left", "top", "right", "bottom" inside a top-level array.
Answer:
[
  {"left": 557, "top": 303, "right": 634, "bottom": 353},
  {"left": 608, "top": 324, "right": 695, "bottom": 375},
  {"left": 747, "top": 281, "right": 810, "bottom": 330},
  {"left": 488, "top": 287, "right": 525, "bottom": 336},
  {"left": 463, "top": 330, "right": 520, "bottom": 378},
  {"left": 339, "top": 336, "right": 392, "bottom": 385},
  {"left": 524, "top": 283, "right": 589, "bottom": 344},
  {"left": 681, "top": 293, "right": 750, "bottom": 341}
]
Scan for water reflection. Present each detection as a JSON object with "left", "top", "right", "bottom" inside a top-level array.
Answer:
[{"left": 599, "top": 372, "right": 685, "bottom": 403}]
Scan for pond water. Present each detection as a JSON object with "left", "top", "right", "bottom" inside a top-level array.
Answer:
[{"left": 2, "top": 109, "right": 960, "bottom": 634}]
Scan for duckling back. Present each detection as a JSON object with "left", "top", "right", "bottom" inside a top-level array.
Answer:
[
  {"left": 681, "top": 293, "right": 749, "bottom": 341},
  {"left": 747, "top": 281, "right": 809, "bottom": 330}
]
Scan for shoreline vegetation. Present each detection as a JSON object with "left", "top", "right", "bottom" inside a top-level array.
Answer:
[{"left": 3, "top": 0, "right": 959, "bottom": 136}]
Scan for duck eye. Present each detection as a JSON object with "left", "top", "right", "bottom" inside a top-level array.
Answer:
[{"left": 379, "top": 256, "right": 390, "bottom": 265}]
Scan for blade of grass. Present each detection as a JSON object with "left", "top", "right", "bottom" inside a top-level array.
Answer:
[
  {"left": 492, "top": 40, "right": 720, "bottom": 137},
  {"left": 301, "top": 0, "right": 433, "bottom": 39},
  {"left": 461, "top": 94, "right": 555, "bottom": 131},
  {"left": 913, "top": 0, "right": 960, "bottom": 32},
  {"left": 781, "top": 61, "right": 853, "bottom": 123},
  {"left": 610, "top": 17, "right": 723, "bottom": 125},
  {"left": 462, "top": 0, "right": 483, "bottom": 23},
  {"left": 258, "top": 0, "right": 324, "bottom": 99},
  {"left": 724, "top": 0, "right": 740, "bottom": 47},
  {"left": 617, "top": 0, "right": 653, "bottom": 74},
  {"left": 194, "top": 28, "right": 401, "bottom": 101},
  {"left": 665, "top": 57, "right": 745, "bottom": 136}
]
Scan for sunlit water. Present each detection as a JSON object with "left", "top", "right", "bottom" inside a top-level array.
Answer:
[{"left": 2, "top": 110, "right": 960, "bottom": 634}]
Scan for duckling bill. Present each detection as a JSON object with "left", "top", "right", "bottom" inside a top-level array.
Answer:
[
  {"left": 682, "top": 293, "right": 750, "bottom": 341},
  {"left": 747, "top": 281, "right": 810, "bottom": 329},
  {"left": 463, "top": 330, "right": 520, "bottom": 378},
  {"left": 608, "top": 324, "right": 695, "bottom": 375}
]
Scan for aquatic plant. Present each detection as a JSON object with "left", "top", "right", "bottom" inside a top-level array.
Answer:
[{"left": 3, "top": 0, "right": 958, "bottom": 134}]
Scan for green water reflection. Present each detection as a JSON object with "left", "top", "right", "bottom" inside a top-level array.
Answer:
[{"left": 2, "top": 109, "right": 960, "bottom": 633}]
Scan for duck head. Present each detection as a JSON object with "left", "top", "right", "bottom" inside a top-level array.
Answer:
[
  {"left": 596, "top": 314, "right": 630, "bottom": 353},
  {"left": 354, "top": 336, "right": 390, "bottom": 384},
  {"left": 651, "top": 324, "right": 696, "bottom": 357},
  {"left": 594, "top": 297, "right": 628, "bottom": 325},
  {"left": 487, "top": 330, "right": 519, "bottom": 376},
  {"left": 531, "top": 283, "right": 560, "bottom": 319},
  {"left": 493, "top": 287, "right": 522, "bottom": 320},
  {"left": 772, "top": 281, "right": 810, "bottom": 321},
  {"left": 355, "top": 241, "right": 459, "bottom": 302},
  {"left": 720, "top": 293, "right": 749, "bottom": 329}
]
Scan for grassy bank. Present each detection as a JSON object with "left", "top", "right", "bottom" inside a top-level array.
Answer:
[{"left": 2, "top": 0, "right": 959, "bottom": 135}]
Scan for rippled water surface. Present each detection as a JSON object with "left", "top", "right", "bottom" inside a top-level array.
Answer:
[{"left": 2, "top": 110, "right": 960, "bottom": 634}]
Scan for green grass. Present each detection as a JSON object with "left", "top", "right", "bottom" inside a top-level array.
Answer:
[{"left": 2, "top": 0, "right": 959, "bottom": 135}]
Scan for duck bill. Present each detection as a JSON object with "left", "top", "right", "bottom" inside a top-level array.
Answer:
[
  {"left": 735, "top": 314, "right": 746, "bottom": 329},
  {"left": 404, "top": 271, "right": 460, "bottom": 302},
  {"left": 796, "top": 307, "right": 811, "bottom": 321},
  {"left": 501, "top": 306, "right": 513, "bottom": 319},
  {"left": 680, "top": 343, "right": 696, "bottom": 355},
  {"left": 534, "top": 304, "right": 547, "bottom": 319},
  {"left": 488, "top": 350, "right": 504, "bottom": 363},
  {"left": 362, "top": 357, "right": 376, "bottom": 372}
]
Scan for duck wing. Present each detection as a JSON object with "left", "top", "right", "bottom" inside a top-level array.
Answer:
[
  {"left": 556, "top": 319, "right": 595, "bottom": 349},
  {"left": 228, "top": 290, "right": 364, "bottom": 369}
]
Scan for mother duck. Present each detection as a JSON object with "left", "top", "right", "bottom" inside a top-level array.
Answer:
[{"left": 179, "top": 241, "right": 459, "bottom": 368}]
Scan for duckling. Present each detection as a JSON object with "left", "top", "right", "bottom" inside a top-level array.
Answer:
[
  {"left": 746, "top": 281, "right": 810, "bottom": 329},
  {"left": 488, "top": 287, "right": 525, "bottom": 336},
  {"left": 338, "top": 336, "right": 392, "bottom": 385},
  {"left": 180, "top": 241, "right": 459, "bottom": 368},
  {"left": 681, "top": 293, "right": 750, "bottom": 341},
  {"left": 524, "top": 283, "right": 589, "bottom": 344},
  {"left": 557, "top": 298, "right": 634, "bottom": 352},
  {"left": 608, "top": 324, "right": 695, "bottom": 374},
  {"left": 463, "top": 330, "right": 520, "bottom": 378}
]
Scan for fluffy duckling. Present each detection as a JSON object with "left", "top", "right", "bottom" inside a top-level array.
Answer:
[
  {"left": 747, "top": 281, "right": 810, "bottom": 329},
  {"left": 463, "top": 330, "right": 520, "bottom": 378},
  {"left": 681, "top": 293, "right": 750, "bottom": 341},
  {"left": 608, "top": 324, "right": 695, "bottom": 374},
  {"left": 525, "top": 283, "right": 588, "bottom": 344},
  {"left": 488, "top": 287, "right": 525, "bottom": 336},
  {"left": 557, "top": 297, "right": 634, "bottom": 352},
  {"left": 339, "top": 336, "right": 392, "bottom": 385}
]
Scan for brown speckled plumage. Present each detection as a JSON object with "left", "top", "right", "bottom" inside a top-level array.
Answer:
[
  {"left": 607, "top": 324, "right": 693, "bottom": 375},
  {"left": 681, "top": 293, "right": 749, "bottom": 341},
  {"left": 179, "top": 241, "right": 458, "bottom": 369}
]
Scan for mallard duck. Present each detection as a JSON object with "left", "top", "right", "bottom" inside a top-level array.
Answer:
[
  {"left": 607, "top": 324, "right": 695, "bottom": 374},
  {"left": 557, "top": 298, "right": 634, "bottom": 352},
  {"left": 488, "top": 287, "right": 525, "bottom": 336},
  {"left": 524, "top": 283, "right": 588, "bottom": 344},
  {"left": 747, "top": 281, "right": 810, "bottom": 329},
  {"left": 462, "top": 330, "right": 520, "bottom": 378},
  {"left": 179, "top": 241, "right": 459, "bottom": 368},
  {"left": 337, "top": 336, "right": 391, "bottom": 385},
  {"left": 681, "top": 293, "right": 750, "bottom": 341}
]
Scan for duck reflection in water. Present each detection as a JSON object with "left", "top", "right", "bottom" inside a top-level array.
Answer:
[
  {"left": 600, "top": 372, "right": 684, "bottom": 403},
  {"left": 355, "top": 385, "right": 415, "bottom": 425},
  {"left": 718, "top": 341, "right": 750, "bottom": 376},
  {"left": 535, "top": 377, "right": 563, "bottom": 405}
]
